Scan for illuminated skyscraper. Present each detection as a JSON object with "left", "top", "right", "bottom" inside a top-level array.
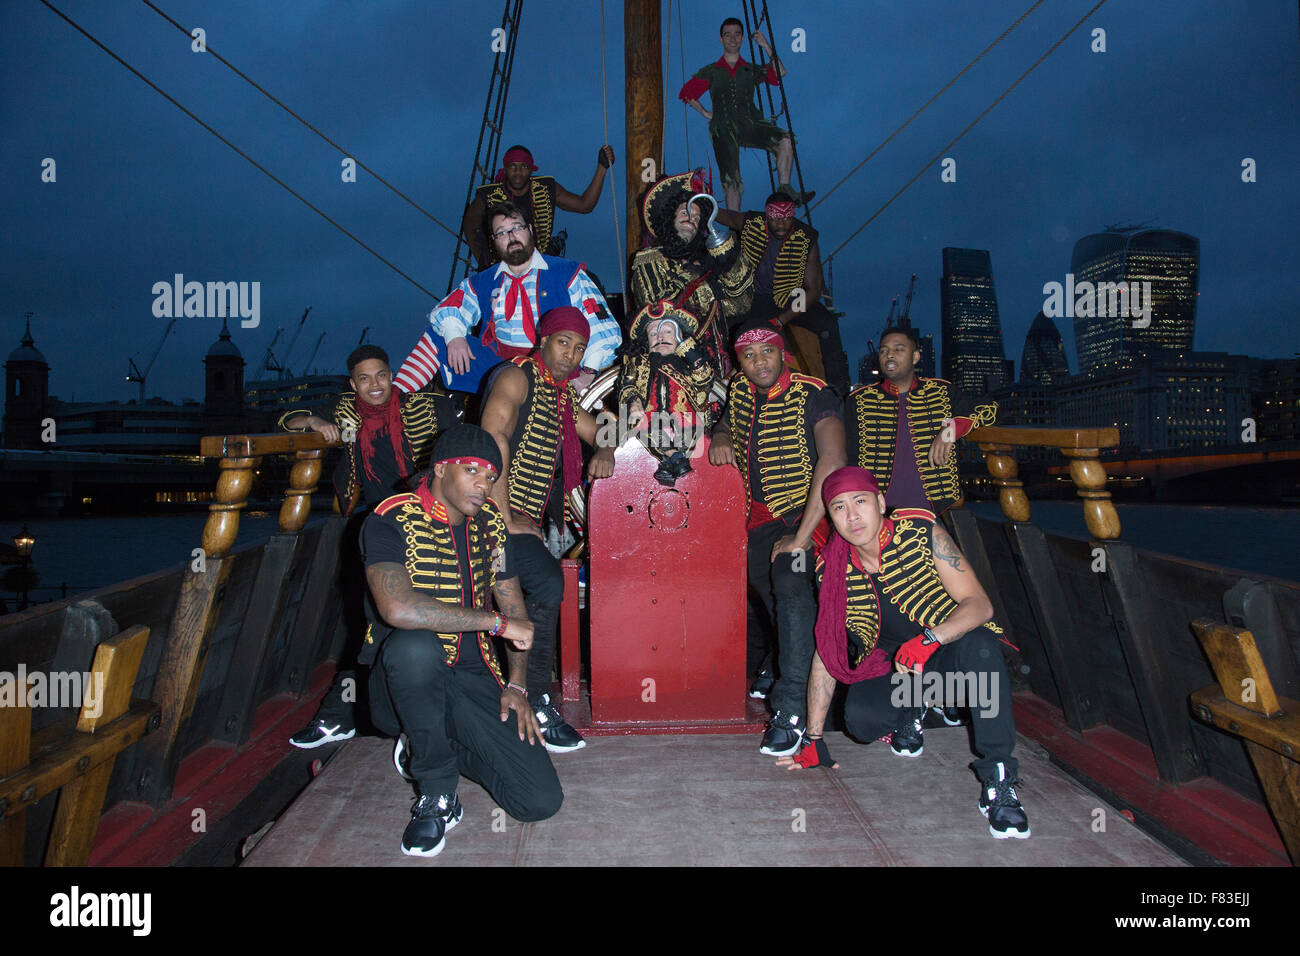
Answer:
[
  {"left": 940, "top": 248, "right": 1010, "bottom": 394},
  {"left": 1020, "top": 311, "right": 1070, "bottom": 386},
  {"left": 1069, "top": 227, "right": 1199, "bottom": 375}
]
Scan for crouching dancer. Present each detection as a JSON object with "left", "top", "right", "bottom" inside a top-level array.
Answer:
[
  {"left": 776, "top": 466, "right": 1030, "bottom": 840},
  {"left": 362, "top": 424, "right": 562, "bottom": 857}
]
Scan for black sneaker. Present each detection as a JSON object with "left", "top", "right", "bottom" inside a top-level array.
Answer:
[
  {"left": 393, "top": 733, "right": 414, "bottom": 781},
  {"left": 536, "top": 693, "right": 586, "bottom": 753},
  {"left": 979, "top": 762, "right": 1030, "bottom": 839},
  {"left": 890, "top": 711, "right": 924, "bottom": 757},
  {"left": 400, "top": 793, "right": 459, "bottom": 857},
  {"left": 748, "top": 669, "right": 775, "bottom": 700},
  {"left": 759, "top": 710, "right": 804, "bottom": 756},
  {"left": 931, "top": 705, "right": 966, "bottom": 727},
  {"left": 288, "top": 717, "right": 355, "bottom": 749}
]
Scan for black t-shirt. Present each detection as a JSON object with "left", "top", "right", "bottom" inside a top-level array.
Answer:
[
  {"left": 742, "top": 380, "right": 842, "bottom": 517},
  {"left": 360, "top": 506, "right": 520, "bottom": 673}
]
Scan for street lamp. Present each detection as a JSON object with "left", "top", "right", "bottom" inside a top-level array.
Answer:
[{"left": 13, "top": 525, "right": 36, "bottom": 611}]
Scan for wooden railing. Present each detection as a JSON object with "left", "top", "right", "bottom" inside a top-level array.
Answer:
[
  {"left": 131, "top": 431, "right": 343, "bottom": 805},
  {"left": 967, "top": 425, "right": 1122, "bottom": 539}
]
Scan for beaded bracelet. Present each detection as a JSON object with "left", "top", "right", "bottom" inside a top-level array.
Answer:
[
  {"left": 489, "top": 613, "right": 508, "bottom": 638},
  {"left": 507, "top": 682, "right": 527, "bottom": 696}
]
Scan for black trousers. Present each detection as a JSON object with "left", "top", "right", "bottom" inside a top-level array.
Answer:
[
  {"left": 368, "top": 629, "right": 562, "bottom": 822},
  {"left": 747, "top": 517, "right": 818, "bottom": 717},
  {"left": 841, "top": 625, "right": 1017, "bottom": 780},
  {"left": 507, "top": 532, "right": 565, "bottom": 706}
]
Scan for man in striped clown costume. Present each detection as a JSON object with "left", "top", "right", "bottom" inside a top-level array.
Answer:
[{"left": 395, "top": 201, "right": 622, "bottom": 396}]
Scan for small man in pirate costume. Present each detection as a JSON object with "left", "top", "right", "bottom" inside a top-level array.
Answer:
[
  {"left": 679, "top": 18, "right": 813, "bottom": 211},
  {"left": 397, "top": 201, "right": 622, "bottom": 396},
  {"left": 461, "top": 143, "right": 617, "bottom": 269},
  {"left": 279, "top": 344, "right": 457, "bottom": 749},
  {"left": 716, "top": 193, "right": 851, "bottom": 397},
  {"left": 709, "top": 320, "right": 845, "bottom": 756},
  {"left": 775, "top": 465, "right": 1030, "bottom": 840},
  {"left": 479, "top": 306, "right": 616, "bottom": 752},
  {"left": 629, "top": 169, "right": 754, "bottom": 383},
  {"left": 363, "top": 423, "right": 562, "bottom": 857},
  {"left": 846, "top": 326, "right": 998, "bottom": 515},
  {"left": 617, "top": 301, "right": 718, "bottom": 486}
]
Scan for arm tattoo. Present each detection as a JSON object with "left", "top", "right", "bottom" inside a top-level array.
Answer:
[
  {"left": 931, "top": 525, "right": 965, "bottom": 572},
  {"left": 492, "top": 575, "right": 528, "bottom": 619},
  {"left": 806, "top": 663, "right": 837, "bottom": 736},
  {"left": 367, "top": 562, "right": 495, "bottom": 632}
]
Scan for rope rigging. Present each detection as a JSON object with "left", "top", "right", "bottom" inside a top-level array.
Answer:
[
  {"left": 809, "top": 0, "right": 1046, "bottom": 214},
  {"left": 38, "top": 0, "right": 440, "bottom": 300},
  {"left": 139, "top": 0, "right": 459, "bottom": 240},
  {"left": 824, "top": 0, "right": 1109, "bottom": 265},
  {"left": 598, "top": 0, "right": 625, "bottom": 299}
]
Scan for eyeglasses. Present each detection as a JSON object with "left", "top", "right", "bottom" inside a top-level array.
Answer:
[{"left": 492, "top": 224, "right": 529, "bottom": 240}]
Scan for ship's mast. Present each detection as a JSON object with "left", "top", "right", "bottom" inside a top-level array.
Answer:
[{"left": 624, "top": 0, "right": 663, "bottom": 255}]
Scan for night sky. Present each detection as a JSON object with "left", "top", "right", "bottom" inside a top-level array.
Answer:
[{"left": 3, "top": 0, "right": 1297, "bottom": 407}]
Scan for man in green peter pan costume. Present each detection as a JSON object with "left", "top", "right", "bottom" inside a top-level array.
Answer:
[{"left": 678, "top": 17, "right": 814, "bottom": 211}]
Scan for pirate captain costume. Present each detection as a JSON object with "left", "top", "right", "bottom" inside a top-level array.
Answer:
[
  {"left": 790, "top": 466, "right": 1029, "bottom": 839},
  {"left": 616, "top": 301, "right": 718, "bottom": 485},
  {"left": 361, "top": 424, "right": 563, "bottom": 855},
  {"left": 629, "top": 170, "right": 754, "bottom": 383}
]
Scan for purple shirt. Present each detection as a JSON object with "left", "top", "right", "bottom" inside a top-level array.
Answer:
[{"left": 884, "top": 391, "right": 931, "bottom": 510}]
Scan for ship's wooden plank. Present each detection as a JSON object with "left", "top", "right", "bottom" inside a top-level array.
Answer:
[
  {"left": 1005, "top": 523, "right": 1101, "bottom": 731},
  {"left": 1190, "top": 620, "right": 1283, "bottom": 716},
  {"left": 46, "top": 626, "right": 150, "bottom": 865},
  {"left": 282, "top": 515, "right": 346, "bottom": 696},
  {"left": 213, "top": 535, "right": 300, "bottom": 744},
  {"left": 967, "top": 425, "right": 1120, "bottom": 450},
  {"left": 1102, "top": 543, "right": 1202, "bottom": 783},
  {"left": 948, "top": 509, "right": 1019, "bottom": 655},
  {"left": 0, "top": 676, "right": 33, "bottom": 865},
  {"left": 131, "top": 557, "right": 233, "bottom": 805}
]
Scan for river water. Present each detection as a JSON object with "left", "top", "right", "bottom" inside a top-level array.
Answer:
[{"left": 2, "top": 503, "right": 1297, "bottom": 607}]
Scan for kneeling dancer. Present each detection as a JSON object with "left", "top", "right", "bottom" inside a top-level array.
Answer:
[
  {"left": 363, "top": 424, "right": 562, "bottom": 857},
  {"left": 777, "top": 466, "right": 1030, "bottom": 840}
]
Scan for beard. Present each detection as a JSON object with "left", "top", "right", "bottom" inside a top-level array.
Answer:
[{"left": 501, "top": 240, "right": 533, "bottom": 266}]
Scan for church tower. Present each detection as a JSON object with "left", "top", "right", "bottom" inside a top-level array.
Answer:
[
  {"left": 204, "top": 317, "right": 246, "bottom": 433},
  {"left": 4, "top": 317, "right": 51, "bottom": 449}
]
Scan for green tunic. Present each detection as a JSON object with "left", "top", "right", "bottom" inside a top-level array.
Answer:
[{"left": 686, "top": 58, "right": 787, "bottom": 190}]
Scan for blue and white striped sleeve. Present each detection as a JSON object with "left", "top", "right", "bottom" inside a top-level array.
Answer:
[
  {"left": 428, "top": 277, "right": 480, "bottom": 342},
  {"left": 568, "top": 268, "right": 622, "bottom": 371}
]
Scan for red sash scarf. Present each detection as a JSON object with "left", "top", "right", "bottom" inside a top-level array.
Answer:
[{"left": 356, "top": 390, "right": 411, "bottom": 484}]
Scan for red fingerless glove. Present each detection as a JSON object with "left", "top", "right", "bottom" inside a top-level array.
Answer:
[
  {"left": 895, "top": 631, "right": 941, "bottom": 672},
  {"left": 793, "top": 737, "right": 834, "bottom": 769}
]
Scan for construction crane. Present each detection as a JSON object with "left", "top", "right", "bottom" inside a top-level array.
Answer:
[
  {"left": 302, "top": 332, "right": 326, "bottom": 375},
  {"left": 899, "top": 274, "right": 919, "bottom": 325},
  {"left": 261, "top": 327, "right": 285, "bottom": 377},
  {"left": 885, "top": 295, "right": 899, "bottom": 325},
  {"left": 126, "top": 318, "right": 177, "bottom": 402},
  {"left": 279, "top": 306, "right": 312, "bottom": 378},
  {"left": 357, "top": 327, "right": 370, "bottom": 345}
]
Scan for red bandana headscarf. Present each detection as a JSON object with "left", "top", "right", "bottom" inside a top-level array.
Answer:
[
  {"left": 815, "top": 466, "right": 894, "bottom": 684},
  {"left": 356, "top": 389, "right": 410, "bottom": 484},
  {"left": 765, "top": 199, "right": 795, "bottom": 220},
  {"left": 535, "top": 307, "right": 590, "bottom": 497},
  {"left": 495, "top": 146, "right": 538, "bottom": 183}
]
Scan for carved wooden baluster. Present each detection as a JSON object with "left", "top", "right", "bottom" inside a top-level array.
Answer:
[
  {"left": 201, "top": 455, "right": 260, "bottom": 558},
  {"left": 979, "top": 442, "right": 1030, "bottom": 522},
  {"left": 1062, "top": 447, "right": 1121, "bottom": 540},
  {"left": 280, "top": 448, "right": 325, "bottom": 533}
]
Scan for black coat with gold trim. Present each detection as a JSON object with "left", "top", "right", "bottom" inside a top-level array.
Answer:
[
  {"left": 845, "top": 376, "right": 996, "bottom": 515},
  {"left": 278, "top": 390, "right": 452, "bottom": 515},
  {"left": 359, "top": 493, "right": 510, "bottom": 684},
  {"left": 739, "top": 213, "right": 817, "bottom": 309},
  {"left": 504, "top": 357, "right": 577, "bottom": 526},
  {"left": 815, "top": 509, "right": 1004, "bottom": 665}
]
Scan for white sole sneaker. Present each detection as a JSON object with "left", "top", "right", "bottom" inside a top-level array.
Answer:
[
  {"left": 542, "top": 737, "right": 587, "bottom": 754},
  {"left": 289, "top": 725, "right": 355, "bottom": 749},
  {"left": 400, "top": 837, "right": 445, "bottom": 857},
  {"left": 980, "top": 804, "right": 1031, "bottom": 839},
  {"left": 393, "top": 734, "right": 415, "bottom": 781}
]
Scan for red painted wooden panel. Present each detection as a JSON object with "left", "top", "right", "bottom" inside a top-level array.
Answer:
[{"left": 588, "top": 435, "right": 747, "bottom": 723}]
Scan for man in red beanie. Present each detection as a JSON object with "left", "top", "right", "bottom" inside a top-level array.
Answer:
[
  {"left": 775, "top": 465, "right": 1030, "bottom": 840},
  {"left": 461, "top": 143, "right": 617, "bottom": 268},
  {"left": 479, "top": 307, "right": 616, "bottom": 753}
]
